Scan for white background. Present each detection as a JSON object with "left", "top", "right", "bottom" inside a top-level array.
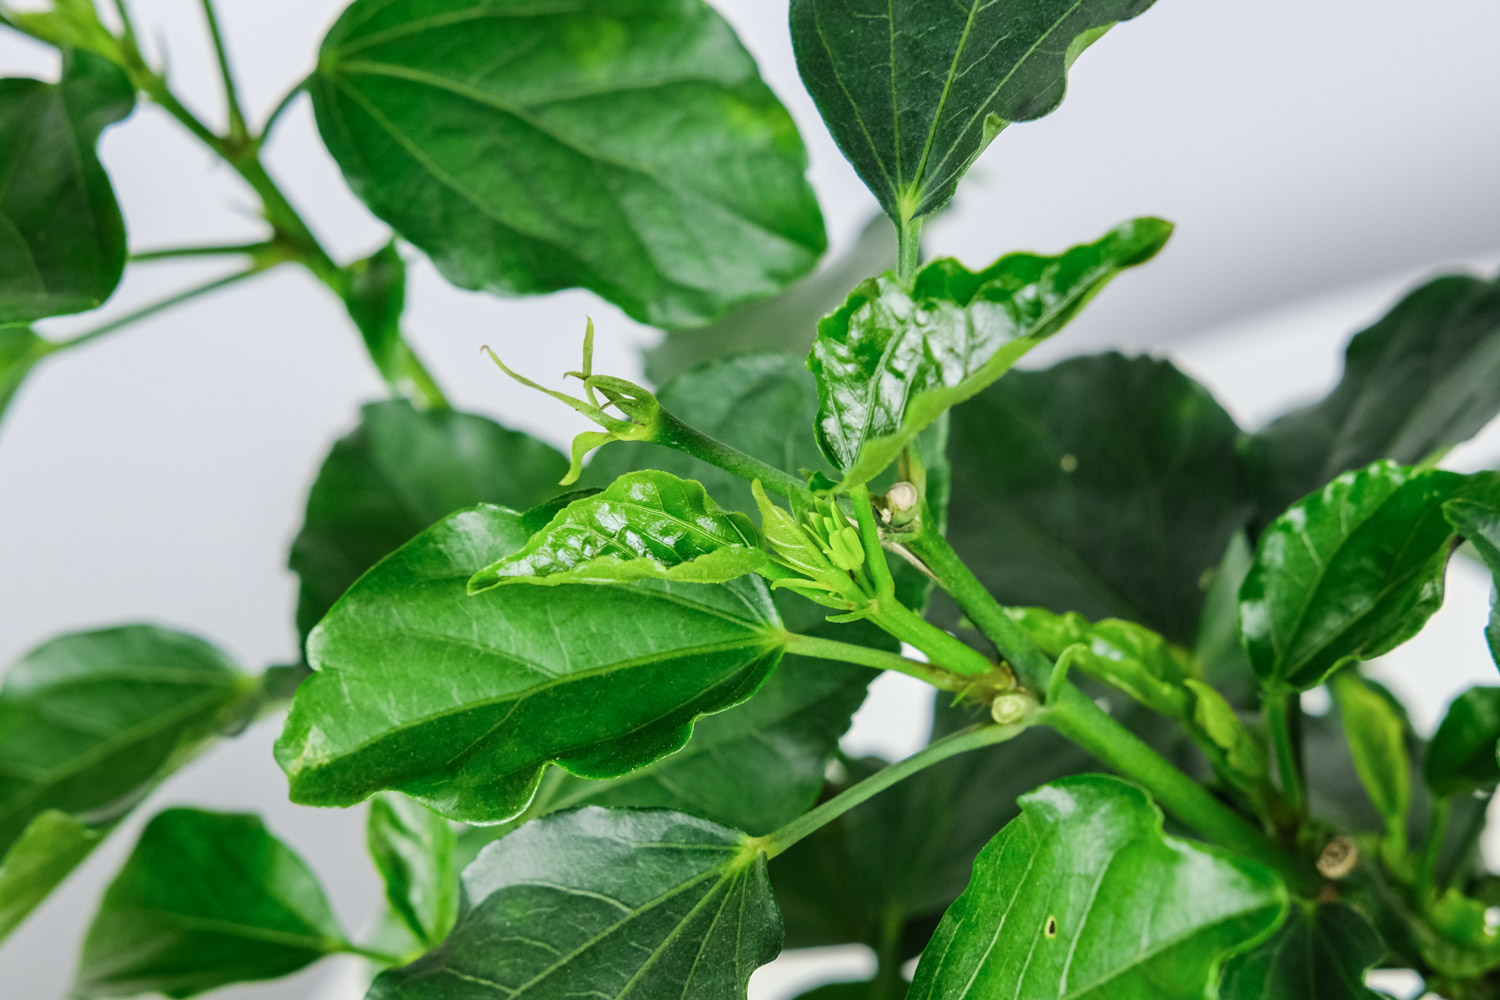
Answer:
[{"left": 3, "top": 1, "right": 1500, "bottom": 997}]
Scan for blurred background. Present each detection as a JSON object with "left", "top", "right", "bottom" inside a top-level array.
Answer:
[{"left": 3, "top": 0, "right": 1500, "bottom": 996}]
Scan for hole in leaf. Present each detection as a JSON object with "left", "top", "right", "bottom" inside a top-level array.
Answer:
[{"left": 1044, "top": 915, "right": 1058, "bottom": 939}]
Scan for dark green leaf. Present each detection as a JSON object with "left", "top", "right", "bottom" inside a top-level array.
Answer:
[
  {"left": 343, "top": 241, "right": 408, "bottom": 383},
  {"left": 0, "top": 324, "right": 48, "bottom": 426},
  {"left": 1426, "top": 686, "right": 1500, "bottom": 797},
  {"left": 1240, "top": 462, "right": 1497, "bottom": 693},
  {"left": 1244, "top": 272, "right": 1500, "bottom": 528},
  {"left": 276, "top": 504, "right": 787, "bottom": 823},
  {"left": 808, "top": 220, "right": 1170, "bottom": 484},
  {"left": 1331, "top": 670, "right": 1411, "bottom": 854},
  {"left": 1446, "top": 497, "right": 1500, "bottom": 667},
  {"left": 0, "top": 810, "right": 102, "bottom": 943},
  {"left": 907, "top": 775, "right": 1286, "bottom": 1000},
  {"left": 312, "top": 0, "right": 825, "bottom": 328},
  {"left": 75, "top": 808, "right": 346, "bottom": 999},
  {"left": 791, "top": 0, "right": 1159, "bottom": 222},
  {"left": 1194, "top": 530, "right": 1256, "bottom": 702},
  {"left": 469, "top": 470, "right": 768, "bottom": 590},
  {"left": 942, "top": 352, "right": 1249, "bottom": 643},
  {"left": 289, "top": 398, "right": 567, "bottom": 640},
  {"left": 368, "top": 794, "right": 459, "bottom": 949},
  {"left": 0, "top": 625, "right": 249, "bottom": 859},
  {"left": 0, "top": 50, "right": 133, "bottom": 323},
  {"left": 369, "top": 806, "right": 780, "bottom": 999},
  {"left": 1219, "top": 901, "right": 1385, "bottom": 1000}
]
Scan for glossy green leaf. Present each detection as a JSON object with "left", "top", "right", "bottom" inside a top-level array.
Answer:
[
  {"left": 1240, "top": 462, "right": 1497, "bottom": 693},
  {"left": 1219, "top": 901, "right": 1385, "bottom": 1000},
  {"left": 907, "top": 775, "right": 1286, "bottom": 1000},
  {"left": 0, "top": 50, "right": 133, "bottom": 323},
  {"left": 791, "top": 0, "right": 1159, "bottom": 223},
  {"left": 469, "top": 470, "right": 768, "bottom": 591},
  {"left": 1184, "top": 679, "right": 1267, "bottom": 785},
  {"left": 312, "top": 0, "right": 825, "bottom": 328},
  {"left": 369, "top": 806, "right": 780, "bottom": 999},
  {"left": 1243, "top": 272, "right": 1500, "bottom": 528},
  {"left": 368, "top": 794, "right": 459, "bottom": 949},
  {"left": 942, "top": 352, "right": 1250, "bottom": 643},
  {"left": 808, "top": 220, "right": 1170, "bottom": 484},
  {"left": 1426, "top": 686, "right": 1500, "bottom": 797},
  {"left": 1331, "top": 670, "right": 1411, "bottom": 854},
  {"left": 1006, "top": 605, "right": 1192, "bottom": 718},
  {"left": 75, "top": 808, "right": 346, "bottom": 998},
  {"left": 0, "top": 810, "right": 102, "bottom": 943},
  {"left": 0, "top": 625, "right": 249, "bottom": 860},
  {"left": 1446, "top": 498, "right": 1500, "bottom": 666},
  {"left": 289, "top": 398, "right": 567, "bottom": 640},
  {"left": 276, "top": 504, "right": 787, "bottom": 823},
  {"left": 0, "top": 323, "right": 48, "bottom": 425}
]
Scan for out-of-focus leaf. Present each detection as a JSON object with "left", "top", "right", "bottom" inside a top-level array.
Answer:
[
  {"left": 0, "top": 810, "right": 102, "bottom": 943},
  {"left": 368, "top": 794, "right": 458, "bottom": 949},
  {"left": 1446, "top": 498, "right": 1500, "bottom": 667},
  {"left": 1220, "top": 901, "right": 1386, "bottom": 1000},
  {"left": 1426, "top": 686, "right": 1500, "bottom": 797}
]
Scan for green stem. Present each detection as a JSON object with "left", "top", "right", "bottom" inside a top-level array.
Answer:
[
  {"left": 761, "top": 721, "right": 1031, "bottom": 857},
  {"left": 653, "top": 412, "right": 813, "bottom": 506},
  {"left": 46, "top": 267, "right": 269, "bottom": 353},
  {"left": 851, "top": 484, "right": 895, "bottom": 599},
  {"left": 259, "top": 76, "right": 308, "bottom": 140},
  {"left": 340, "top": 942, "right": 409, "bottom": 966},
  {"left": 196, "top": 0, "right": 246, "bottom": 140},
  {"left": 1417, "top": 797, "right": 1452, "bottom": 900},
  {"left": 132, "top": 241, "right": 277, "bottom": 263},
  {"left": 906, "top": 525, "right": 1055, "bottom": 692},
  {"left": 106, "top": 0, "right": 139, "bottom": 45},
  {"left": 1043, "top": 684, "right": 1312, "bottom": 890},
  {"left": 1266, "top": 695, "right": 1306, "bottom": 818},
  {"left": 867, "top": 599, "right": 1000, "bottom": 680},
  {"left": 897, "top": 215, "right": 923, "bottom": 285},
  {"left": 784, "top": 631, "right": 972, "bottom": 692}
]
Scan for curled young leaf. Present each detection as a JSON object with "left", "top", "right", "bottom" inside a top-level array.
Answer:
[
  {"left": 808, "top": 220, "right": 1171, "bottom": 485},
  {"left": 791, "top": 0, "right": 1161, "bottom": 223},
  {"left": 906, "top": 774, "right": 1286, "bottom": 1000},
  {"left": 0, "top": 50, "right": 133, "bottom": 324},
  {"left": 1006, "top": 606, "right": 1191, "bottom": 718},
  {"left": 370, "top": 807, "right": 781, "bottom": 1000},
  {"left": 1240, "top": 462, "right": 1499, "bottom": 693},
  {"left": 312, "top": 0, "right": 825, "bottom": 328},
  {"left": 468, "top": 470, "right": 768, "bottom": 591},
  {"left": 75, "top": 809, "right": 347, "bottom": 999},
  {"left": 276, "top": 504, "right": 787, "bottom": 823}
]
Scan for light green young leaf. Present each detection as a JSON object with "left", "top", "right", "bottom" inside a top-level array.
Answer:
[
  {"left": 75, "top": 809, "right": 347, "bottom": 999},
  {"left": 370, "top": 807, "right": 781, "bottom": 999},
  {"left": 0, "top": 810, "right": 103, "bottom": 944},
  {"left": 1425, "top": 686, "right": 1500, "bottom": 797},
  {"left": 276, "top": 504, "right": 787, "bottom": 823},
  {"left": 0, "top": 324, "right": 48, "bottom": 426},
  {"left": 0, "top": 50, "right": 133, "bottom": 324},
  {"left": 1331, "top": 670, "right": 1411, "bottom": 856},
  {"left": 1243, "top": 271, "right": 1500, "bottom": 529},
  {"left": 368, "top": 794, "right": 459, "bottom": 949},
  {"left": 1446, "top": 497, "right": 1500, "bottom": 667},
  {"left": 343, "top": 241, "right": 408, "bottom": 383},
  {"left": 790, "top": 0, "right": 1160, "bottom": 223},
  {"left": 808, "top": 220, "right": 1170, "bottom": 485},
  {"left": 1219, "top": 901, "right": 1386, "bottom": 1000},
  {"left": 1240, "top": 462, "right": 1498, "bottom": 693},
  {"left": 469, "top": 470, "right": 769, "bottom": 591},
  {"left": 1184, "top": 679, "right": 1267, "bottom": 784},
  {"left": 906, "top": 774, "right": 1286, "bottom": 1000},
  {"left": 312, "top": 0, "right": 825, "bottom": 328},
  {"left": 289, "top": 398, "right": 567, "bottom": 640}
]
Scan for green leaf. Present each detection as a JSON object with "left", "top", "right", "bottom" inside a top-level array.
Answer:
[
  {"left": 1243, "top": 272, "right": 1500, "bottom": 529},
  {"left": 0, "top": 50, "right": 133, "bottom": 324},
  {"left": 312, "top": 0, "right": 826, "bottom": 328},
  {"left": 0, "top": 810, "right": 102, "bottom": 943},
  {"left": 0, "top": 625, "right": 249, "bottom": 860},
  {"left": 276, "top": 504, "right": 787, "bottom": 823},
  {"left": 368, "top": 794, "right": 459, "bottom": 949},
  {"left": 1219, "top": 901, "right": 1386, "bottom": 1000},
  {"left": 1446, "top": 497, "right": 1500, "bottom": 667},
  {"left": 468, "top": 470, "right": 769, "bottom": 591},
  {"left": 369, "top": 806, "right": 781, "bottom": 999},
  {"left": 343, "top": 240, "right": 408, "bottom": 383},
  {"left": 289, "top": 398, "right": 567, "bottom": 641},
  {"left": 0, "top": 323, "right": 48, "bottom": 425},
  {"left": 1331, "top": 670, "right": 1411, "bottom": 856},
  {"left": 790, "top": 0, "right": 1160, "bottom": 223},
  {"left": 808, "top": 220, "right": 1171, "bottom": 485},
  {"left": 1184, "top": 679, "right": 1267, "bottom": 785},
  {"left": 906, "top": 774, "right": 1286, "bottom": 1000},
  {"left": 942, "top": 352, "right": 1250, "bottom": 643},
  {"left": 1239, "top": 462, "right": 1496, "bottom": 693},
  {"left": 75, "top": 808, "right": 346, "bottom": 999},
  {"left": 1426, "top": 686, "right": 1500, "bottom": 797}
]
